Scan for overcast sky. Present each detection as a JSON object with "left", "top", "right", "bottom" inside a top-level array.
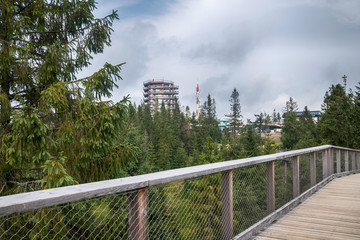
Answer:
[{"left": 80, "top": 0, "right": 360, "bottom": 120}]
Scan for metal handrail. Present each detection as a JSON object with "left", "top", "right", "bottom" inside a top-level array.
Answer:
[{"left": 2, "top": 144, "right": 357, "bottom": 216}]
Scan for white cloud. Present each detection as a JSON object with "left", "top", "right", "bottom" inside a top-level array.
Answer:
[{"left": 85, "top": 0, "right": 360, "bottom": 120}]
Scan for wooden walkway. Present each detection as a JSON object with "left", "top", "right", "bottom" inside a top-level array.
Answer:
[{"left": 253, "top": 173, "right": 360, "bottom": 240}]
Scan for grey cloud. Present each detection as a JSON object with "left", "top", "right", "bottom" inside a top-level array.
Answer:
[
  {"left": 101, "top": 20, "right": 160, "bottom": 101},
  {"left": 323, "top": 0, "right": 360, "bottom": 25},
  {"left": 92, "top": 0, "right": 360, "bottom": 120},
  {"left": 186, "top": 25, "right": 260, "bottom": 65},
  {"left": 193, "top": 74, "right": 280, "bottom": 117}
]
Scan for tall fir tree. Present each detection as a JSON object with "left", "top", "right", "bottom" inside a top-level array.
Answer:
[
  {"left": 254, "top": 112, "right": 265, "bottom": 134},
  {"left": 353, "top": 82, "right": 360, "bottom": 148},
  {"left": 295, "top": 106, "right": 317, "bottom": 148},
  {"left": 272, "top": 109, "right": 277, "bottom": 123},
  {"left": 318, "top": 83, "right": 354, "bottom": 147},
  {"left": 281, "top": 97, "right": 300, "bottom": 149},
  {"left": 284, "top": 97, "right": 298, "bottom": 113},
  {"left": 0, "top": 0, "right": 129, "bottom": 193},
  {"left": 200, "top": 94, "right": 221, "bottom": 142},
  {"left": 229, "top": 88, "right": 242, "bottom": 138}
]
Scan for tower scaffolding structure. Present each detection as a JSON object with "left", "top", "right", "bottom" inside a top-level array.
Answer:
[{"left": 143, "top": 79, "right": 179, "bottom": 113}]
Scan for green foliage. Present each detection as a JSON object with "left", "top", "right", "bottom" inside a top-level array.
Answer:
[
  {"left": 229, "top": 88, "right": 242, "bottom": 138},
  {"left": 3, "top": 11, "right": 360, "bottom": 237},
  {"left": 318, "top": 83, "right": 354, "bottom": 147},
  {"left": 281, "top": 111, "right": 300, "bottom": 149},
  {"left": 284, "top": 97, "right": 298, "bottom": 113},
  {"left": 41, "top": 153, "right": 77, "bottom": 189},
  {"left": 281, "top": 97, "right": 301, "bottom": 150},
  {"left": 0, "top": 0, "right": 129, "bottom": 193},
  {"left": 242, "top": 125, "right": 262, "bottom": 157},
  {"left": 262, "top": 136, "right": 279, "bottom": 155},
  {"left": 254, "top": 112, "right": 265, "bottom": 134},
  {"left": 199, "top": 94, "right": 221, "bottom": 143}
]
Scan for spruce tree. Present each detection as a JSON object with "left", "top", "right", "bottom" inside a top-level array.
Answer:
[
  {"left": 281, "top": 97, "right": 300, "bottom": 149},
  {"left": 295, "top": 106, "right": 317, "bottom": 148},
  {"left": 318, "top": 83, "right": 354, "bottom": 147},
  {"left": 200, "top": 94, "right": 221, "bottom": 141},
  {"left": 353, "top": 82, "right": 360, "bottom": 148},
  {"left": 229, "top": 88, "right": 242, "bottom": 137},
  {"left": 284, "top": 97, "right": 298, "bottom": 113},
  {"left": 242, "top": 125, "right": 261, "bottom": 157},
  {"left": 0, "top": 1, "right": 128, "bottom": 192},
  {"left": 272, "top": 109, "right": 277, "bottom": 123},
  {"left": 254, "top": 112, "right": 264, "bottom": 134}
]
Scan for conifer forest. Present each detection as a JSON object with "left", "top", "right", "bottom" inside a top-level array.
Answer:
[{"left": 1, "top": 1, "right": 360, "bottom": 239}]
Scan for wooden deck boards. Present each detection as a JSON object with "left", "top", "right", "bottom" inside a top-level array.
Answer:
[{"left": 253, "top": 174, "right": 360, "bottom": 240}]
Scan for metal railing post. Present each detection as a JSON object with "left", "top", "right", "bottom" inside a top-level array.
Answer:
[
  {"left": 310, "top": 152, "right": 316, "bottom": 187},
  {"left": 345, "top": 151, "right": 349, "bottom": 172},
  {"left": 336, "top": 149, "right": 341, "bottom": 173},
  {"left": 266, "top": 161, "right": 275, "bottom": 214},
  {"left": 351, "top": 152, "right": 356, "bottom": 171},
  {"left": 322, "top": 150, "right": 328, "bottom": 178},
  {"left": 328, "top": 148, "right": 334, "bottom": 175},
  {"left": 128, "top": 188, "right": 148, "bottom": 240},
  {"left": 222, "top": 170, "right": 233, "bottom": 240},
  {"left": 292, "top": 156, "right": 300, "bottom": 198}
]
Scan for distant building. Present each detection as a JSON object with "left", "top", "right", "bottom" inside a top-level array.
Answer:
[
  {"left": 283, "top": 110, "right": 321, "bottom": 120},
  {"left": 295, "top": 110, "right": 321, "bottom": 118},
  {"left": 219, "top": 115, "right": 232, "bottom": 131},
  {"left": 143, "top": 79, "right": 179, "bottom": 113},
  {"left": 295, "top": 110, "right": 321, "bottom": 122}
]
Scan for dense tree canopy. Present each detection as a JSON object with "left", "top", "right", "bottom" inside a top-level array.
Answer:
[{"left": 1, "top": 2, "right": 360, "bottom": 239}]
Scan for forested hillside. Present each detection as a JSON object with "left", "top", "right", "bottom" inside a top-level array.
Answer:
[
  {"left": 1, "top": 0, "right": 360, "bottom": 197},
  {"left": 1, "top": 2, "right": 360, "bottom": 239}
]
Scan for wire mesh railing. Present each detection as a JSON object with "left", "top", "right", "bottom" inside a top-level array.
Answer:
[
  {"left": 233, "top": 163, "right": 267, "bottom": 234},
  {"left": 0, "top": 190, "right": 130, "bottom": 240},
  {"left": 1, "top": 145, "right": 360, "bottom": 240}
]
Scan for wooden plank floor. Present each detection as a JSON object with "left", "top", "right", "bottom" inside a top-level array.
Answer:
[{"left": 253, "top": 174, "right": 360, "bottom": 240}]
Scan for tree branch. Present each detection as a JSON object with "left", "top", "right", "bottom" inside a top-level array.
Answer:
[
  {"left": 7, "top": 180, "right": 40, "bottom": 186},
  {"left": 14, "top": 1, "right": 36, "bottom": 14},
  {"left": 0, "top": 183, "right": 6, "bottom": 194}
]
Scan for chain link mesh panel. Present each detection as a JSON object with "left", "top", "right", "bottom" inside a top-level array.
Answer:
[
  {"left": 332, "top": 149, "right": 337, "bottom": 173},
  {"left": 299, "top": 155, "right": 311, "bottom": 194},
  {"left": 316, "top": 151, "right": 324, "bottom": 183},
  {"left": 275, "top": 159, "right": 293, "bottom": 209},
  {"left": 147, "top": 172, "right": 223, "bottom": 240},
  {"left": 233, "top": 163, "right": 267, "bottom": 234},
  {"left": 340, "top": 150, "right": 346, "bottom": 172},
  {"left": 0, "top": 190, "right": 132, "bottom": 239},
  {"left": 0, "top": 148, "right": 351, "bottom": 240}
]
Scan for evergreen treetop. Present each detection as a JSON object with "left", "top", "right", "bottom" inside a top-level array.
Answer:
[{"left": 229, "top": 88, "right": 242, "bottom": 127}]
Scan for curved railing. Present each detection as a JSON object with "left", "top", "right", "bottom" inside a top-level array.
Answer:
[{"left": 1, "top": 145, "right": 359, "bottom": 239}]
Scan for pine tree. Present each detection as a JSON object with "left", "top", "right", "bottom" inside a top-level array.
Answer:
[
  {"left": 295, "top": 106, "right": 317, "bottom": 148},
  {"left": 242, "top": 125, "right": 261, "bottom": 157},
  {"left": 200, "top": 94, "right": 221, "bottom": 141},
  {"left": 284, "top": 97, "right": 298, "bottom": 113},
  {"left": 353, "top": 82, "right": 360, "bottom": 148},
  {"left": 254, "top": 112, "right": 264, "bottom": 134},
  {"left": 272, "top": 109, "right": 277, "bottom": 123},
  {"left": 281, "top": 97, "right": 300, "bottom": 150},
  {"left": 318, "top": 83, "right": 354, "bottom": 147},
  {"left": 229, "top": 88, "right": 242, "bottom": 137},
  {"left": 0, "top": 1, "right": 129, "bottom": 192}
]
